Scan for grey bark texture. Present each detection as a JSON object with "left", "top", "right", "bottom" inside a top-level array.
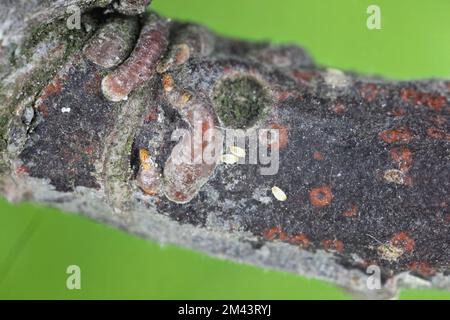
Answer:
[{"left": 1, "top": 0, "right": 449, "bottom": 299}]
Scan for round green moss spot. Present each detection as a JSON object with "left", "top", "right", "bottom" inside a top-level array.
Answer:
[{"left": 213, "top": 76, "right": 269, "bottom": 128}]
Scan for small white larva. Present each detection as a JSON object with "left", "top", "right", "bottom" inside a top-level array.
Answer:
[
  {"left": 229, "top": 146, "right": 246, "bottom": 158},
  {"left": 271, "top": 186, "right": 287, "bottom": 201},
  {"left": 221, "top": 154, "right": 239, "bottom": 164}
]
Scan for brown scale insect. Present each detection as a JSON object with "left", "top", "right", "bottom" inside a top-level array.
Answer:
[
  {"left": 83, "top": 17, "right": 139, "bottom": 69},
  {"left": 161, "top": 76, "right": 223, "bottom": 204},
  {"left": 102, "top": 14, "right": 170, "bottom": 101},
  {"left": 157, "top": 24, "right": 215, "bottom": 73}
]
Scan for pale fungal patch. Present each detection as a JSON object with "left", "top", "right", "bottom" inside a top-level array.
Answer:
[
  {"left": 61, "top": 107, "right": 71, "bottom": 113},
  {"left": 377, "top": 243, "right": 404, "bottom": 262},
  {"left": 252, "top": 187, "right": 273, "bottom": 204},
  {"left": 324, "top": 68, "right": 350, "bottom": 88},
  {"left": 384, "top": 169, "right": 404, "bottom": 185},
  {"left": 271, "top": 186, "right": 287, "bottom": 202},
  {"left": 221, "top": 154, "right": 239, "bottom": 164},
  {"left": 229, "top": 146, "right": 246, "bottom": 158}
]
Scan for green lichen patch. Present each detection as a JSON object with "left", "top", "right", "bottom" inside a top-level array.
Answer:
[
  {"left": 0, "top": 115, "right": 8, "bottom": 134},
  {"left": 0, "top": 114, "right": 9, "bottom": 149},
  {"left": 212, "top": 76, "right": 269, "bottom": 128},
  {"left": 0, "top": 114, "right": 8, "bottom": 175}
]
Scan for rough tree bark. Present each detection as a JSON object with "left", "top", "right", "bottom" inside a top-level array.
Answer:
[{"left": 1, "top": 0, "right": 449, "bottom": 299}]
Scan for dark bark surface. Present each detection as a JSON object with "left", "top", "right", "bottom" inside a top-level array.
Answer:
[{"left": 1, "top": 1, "right": 449, "bottom": 298}]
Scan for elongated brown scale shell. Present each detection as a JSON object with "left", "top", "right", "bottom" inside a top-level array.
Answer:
[{"left": 102, "top": 15, "right": 169, "bottom": 101}]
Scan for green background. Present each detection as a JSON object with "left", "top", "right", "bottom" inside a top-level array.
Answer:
[{"left": 1, "top": 0, "right": 449, "bottom": 299}]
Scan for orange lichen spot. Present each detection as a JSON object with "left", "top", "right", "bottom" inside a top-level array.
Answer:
[
  {"left": 289, "top": 234, "right": 310, "bottom": 248},
  {"left": 201, "top": 119, "right": 213, "bottom": 134},
  {"left": 40, "top": 78, "right": 63, "bottom": 101},
  {"left": 37, "top": 104, "right": 49, "bottom": 118},
  {"left": 343, "top": 204, "right": 358, "bottom": 217},
  {"left": 400, "top": 88, "right": 447, "bottom": 111},
  {"left": 313, "top": 151, "right": 324, "bottom": 161},
  {"left": 427, "top": 96, "right": 446, "bottom": 111},
  {"left": 400, "top": 88, "right": 416, "bottom": 103},
  {"left": 322, "top": 239, "right": 344, "bottom": 253},
  {"left": 330, "top": 103, "right": 346, "bottom": 114},
  {"left": 292, "top": 70, "right": 315, "bottom": 83},
  {"left": 429, "top": 115, "right": 447, "bottom": 126},
  {"left": 263, "top": 227, "right": 278, "bottom": 240},
  {"left": 16, "top": 165, "right": 29, "bottom": 175},
  {"left": 263, "top": 226, "right": 288, "bottom": 241},
  {"left": 309, "top": 186, "right": 333, "bottom": 207},
  {"left": 388, "top": 107, "right": 406, "bottom": 117},
  {"left": 162, "top": 74, "right": 174, "bottom": 92},
  {"left": 139, "top": 148, "right": 152, "bottom": 171},
  {"left": 145, "top": 109, "right": 158, "bottom": 122},
  {"left": 269, "top": 124, "right": 289, "bottom": 150},
  {"left": 389, "top": 146, "right": 413, "bottom": 172},
  {"left": 409, "top": 262, "right": 436, "bottom": 277},
  {"left": 379, "top": 126, "right": 412, "bottom": 143},
  {"left": 360, "top": 83, "right": 379, "bottom": 102},
  {"left": 426, "top": 127, "right": 450, "bottom": 141},
  {"left": 85, "top": 145, "right": 95, "bottom": 155},
  {"left": 173, "top": 191, "right": 189, "bottom": 202},
  {"left": 222, "top": 66, "right": 233, "bottom": 74},
  {"left": 277, "top": 90, "right": 293, "bottom": 102},
  {"left": 391, "top": 232, "right": 415, "bottom": 253}
]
